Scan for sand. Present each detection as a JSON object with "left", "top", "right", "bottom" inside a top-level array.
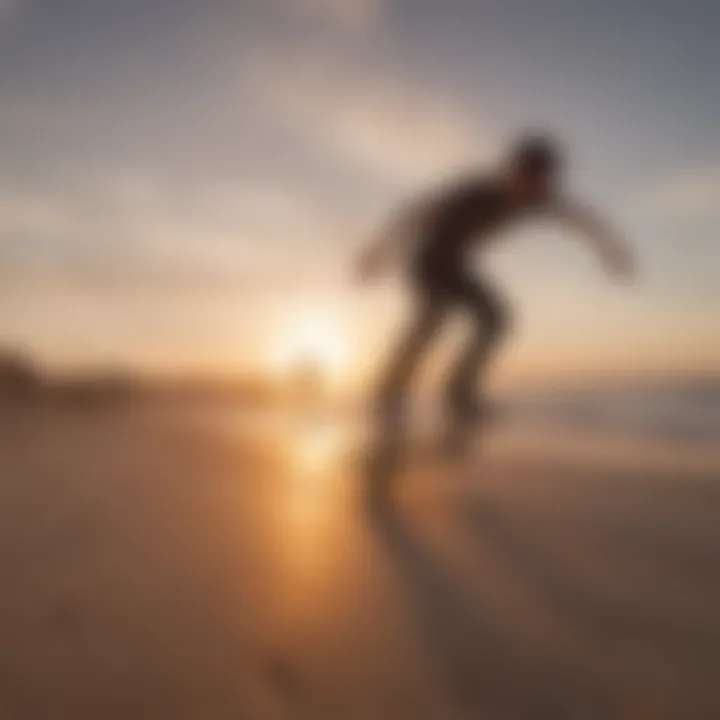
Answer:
[{"left": 0, "top": 402, "right": 719, "bottom": 719}]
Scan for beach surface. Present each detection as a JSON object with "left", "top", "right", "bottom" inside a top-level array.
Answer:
[{"left": 1, "top": 403, "right": 719, "bottom": 719}]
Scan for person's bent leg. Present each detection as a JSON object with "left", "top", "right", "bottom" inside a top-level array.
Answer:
[
  {"left": 444, "top": 274, "right": 511, "bottom": 424},
  {"left": 376, "top": 299, "right": 446, "bottom": 440},
  {"left": 365, "top": 298, "right": 446, "bottom": 510}
]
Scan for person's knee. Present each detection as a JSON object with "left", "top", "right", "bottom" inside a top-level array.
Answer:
[{"left": 375, "top": 342, "right": 422, "bottom": 410}]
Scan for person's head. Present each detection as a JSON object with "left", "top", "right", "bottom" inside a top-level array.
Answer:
[{"left": 504, "top": 134, "right": 563, "bottom": 203}]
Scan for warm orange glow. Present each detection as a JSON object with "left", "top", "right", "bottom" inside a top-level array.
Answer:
[
  {"left": 293, "top": 423, "right": 345, "bottom": 479},
  {"left": 271, "top": 308, "right": 351, "bottom": 383},
  {"left": 268, "top": 421, "right": 349, "bottom": 624}
]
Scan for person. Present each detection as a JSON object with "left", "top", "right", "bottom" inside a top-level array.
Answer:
[{"left": 356, "top": 134, "right": 635, "bottom": 499}]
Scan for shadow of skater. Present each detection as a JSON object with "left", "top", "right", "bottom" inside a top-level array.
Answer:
[
  {"left": 457, "top": 499, "right": 720, "bottom": 666},
  {"left": 367, "top": 504, "right": 594, "bottom": 718}
]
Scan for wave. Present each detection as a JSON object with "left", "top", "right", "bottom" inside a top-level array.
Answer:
[{"left": 503, "top": 383, "right": 720, "bottom": 443}]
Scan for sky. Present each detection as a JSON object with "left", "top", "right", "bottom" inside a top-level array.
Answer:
[{"left": 0, "top": 0, "right": 718, "bottom": 384}]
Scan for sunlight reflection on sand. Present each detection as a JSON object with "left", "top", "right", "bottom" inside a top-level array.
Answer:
[{"left": 268, "top": 418, "right": 353, "bottom": 624}]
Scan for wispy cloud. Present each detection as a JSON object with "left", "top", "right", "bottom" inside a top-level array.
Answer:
[
  {"left": 0, "top": 189, "right": 76, "bottom": 239},
  {"left": 284, "top": 0, "right": 384, "bottom": 32},
  {"left": 0, "top": 0, "right": 17, "bottom": 21},
  {"left": 243, "top": 50, "right": 493, "bottom": 188},
  {"left": 644, "top": 162, "right": 720, "bottom": 217},
  {"left": 0, "top": 174, "right": 350, "bottom": 287},
  {"left": 270, "top": 0, "right": 384, "bottom": 34}
]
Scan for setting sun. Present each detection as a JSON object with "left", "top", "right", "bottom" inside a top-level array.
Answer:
[{"left": 272, "top": 310, "right": 351, "bottom": 382}]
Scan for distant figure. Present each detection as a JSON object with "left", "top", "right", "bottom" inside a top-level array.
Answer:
[{"left": 356, "top": 134, "right": 635, "bottom": 499}]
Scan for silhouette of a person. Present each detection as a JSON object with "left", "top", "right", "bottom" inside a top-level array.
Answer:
[{"left": 356, "top": 135, "right": 635, "bottom": 495}]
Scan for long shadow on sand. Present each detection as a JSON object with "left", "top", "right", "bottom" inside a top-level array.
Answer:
[
  {"left": 456, "top": 498, "right": 720, "bottom": 668},
  {"left": 367, "top": 504, "right": 608, "bottom": 718}
]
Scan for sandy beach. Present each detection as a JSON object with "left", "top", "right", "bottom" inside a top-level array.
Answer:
[{"left": 1, "top": 402, "right": 719, "bottom": 719}]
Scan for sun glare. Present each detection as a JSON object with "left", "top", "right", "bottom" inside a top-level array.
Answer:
[{"left": 273, "top": 310, "right": 350, "bottom": 382}]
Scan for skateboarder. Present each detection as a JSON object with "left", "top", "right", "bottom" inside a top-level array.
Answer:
[{"left": 356, "top": 134, "right": 635, "bottom": 494}]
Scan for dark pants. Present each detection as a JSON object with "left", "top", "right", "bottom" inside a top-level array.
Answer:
[{"left": 376, "top": 264, "right": 510, "bottom": 439}]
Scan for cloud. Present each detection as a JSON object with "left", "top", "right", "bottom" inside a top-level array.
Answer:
[
  {"left": 271, "top": 0, "right": 383, "bottom": 34},
  {"left": 0, "top": 0, "right": 17, "bottom": 20},
  {"left": 0, "top": 175, "right": 352, "bottom": 287},
  {"left": 243, "top": 51, "right": 493, "bottom": 188},
  {"left": 644, "top": 162, "right": 720, "bottom": 217},
  {"left": 0, "top": 190, "right": 77, "bottom": 238}
]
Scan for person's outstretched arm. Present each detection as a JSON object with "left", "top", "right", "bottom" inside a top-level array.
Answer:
[
  {"left": 554, "top": 199, "right": 636, "bottom": 281},
  {"left": 355, "top": 196, "right": 433, "bottom": 283}
]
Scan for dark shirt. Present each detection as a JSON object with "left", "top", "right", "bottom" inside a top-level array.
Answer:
[{"left": 414, "top": 177, "right": 546, "bottom": 276}]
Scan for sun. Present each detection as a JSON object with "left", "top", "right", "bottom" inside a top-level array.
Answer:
[{"left": 273, "top": 310, "right": 350, "bottom": 382}]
